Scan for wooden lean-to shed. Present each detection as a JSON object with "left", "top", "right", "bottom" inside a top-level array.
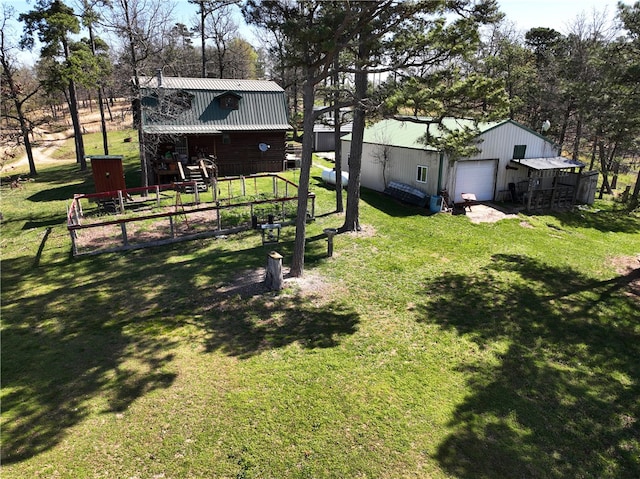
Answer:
[{"left": 89, "top": 155, "right": 126, "bottom": 195}]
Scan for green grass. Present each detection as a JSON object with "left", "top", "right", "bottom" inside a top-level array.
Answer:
[{"left": 1, "top": 131, "right": 639, "bottom": 478}]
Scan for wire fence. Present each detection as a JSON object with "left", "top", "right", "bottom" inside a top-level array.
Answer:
[{"left": 67, "top": 173, "right": 315, "bottom": 256}]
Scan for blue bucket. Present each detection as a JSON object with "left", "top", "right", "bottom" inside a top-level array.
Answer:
[{"left": 429, "top": 195, "right": 442, "bottom": 213}]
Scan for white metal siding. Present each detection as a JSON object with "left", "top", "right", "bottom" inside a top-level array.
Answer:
[
  {"left": 473, "top": 123, "right": 557, "bottom": 159},
  {"left": 351, "top": 119, "right": 560, "bottom": 203},
  {"left": 345, "top": 140, "right": 440, "bottom": 194},
  {"left": 473, "top": 123, "right": 559, "bottom": 194}
]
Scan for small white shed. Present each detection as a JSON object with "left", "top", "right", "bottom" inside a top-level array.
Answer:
[{"left": 313, "top": 122, "right": 353, "bottom": 152}]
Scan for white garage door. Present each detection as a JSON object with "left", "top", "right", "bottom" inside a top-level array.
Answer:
[{"left": 454, "top": 160, "right": 497, "bottom": 203}]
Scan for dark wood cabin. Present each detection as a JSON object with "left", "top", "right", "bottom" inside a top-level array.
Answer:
[{"left": 138, "top": 75, "right": 292, "bottom": 182}]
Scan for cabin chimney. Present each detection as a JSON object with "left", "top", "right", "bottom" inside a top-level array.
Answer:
[{"left": 156, "top": 69, "right": 163, "bottom": 87}]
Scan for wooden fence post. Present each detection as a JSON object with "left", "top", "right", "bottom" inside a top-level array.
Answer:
[
  {"left": 324, "top": 228, "right": 337, "bottom": 257},
  {"left": 120, "top": 223, "right": 129, "bottom": 246},
  {"left": 70, "top": 229, "right": 78, "bottom": 256},
  {"left": 76, "top": 196, "right": 84, "bottom": 217},
  {"left": 74, "top": 202, "right": 81, "bottom": 225}
]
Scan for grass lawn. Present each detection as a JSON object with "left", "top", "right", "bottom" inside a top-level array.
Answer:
[{"left": 1, "top": 131, "right": 639, "bottom": 478}]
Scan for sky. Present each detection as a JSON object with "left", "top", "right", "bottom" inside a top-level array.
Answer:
[
  {"left": 168, "top": 0, "right": 634, "bottom": 35},
  {"left": 3, "top": 0, "right": 635, "bottom": 65},
  {"left": 496, "top": 0, "right": 631, "bottom": 33}
]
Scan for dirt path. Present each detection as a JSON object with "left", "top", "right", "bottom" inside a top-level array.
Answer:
[
  {"left": 25, "top": 130, "right": 73, "bottom": 166},
  {"left": 2, "top": 129, "right": 72, "bottom": 177},
  {"left": 3, "top": 101, "right": 131, "bottom": 174}
]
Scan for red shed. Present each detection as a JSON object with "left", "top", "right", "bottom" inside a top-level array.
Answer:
[{"left": 89, "top": 155, "right": 126, "bottom": 195}]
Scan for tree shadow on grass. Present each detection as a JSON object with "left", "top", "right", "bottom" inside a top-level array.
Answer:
[
  {"left": 1, "top": 239, "right": 358, "bottom": 464},
  {"left": 361, "top": 188, "right": 431, "bottom": 218},
  {"left": 417, "top": 254, "right": 640, "bottom": 478},
  {"left": 200, "top": 287, "right": 359, "bottom": 359},
  {"left": 137, "top": 238, "right": 360, "bottom": 359},
  {"left": 22, "top": 217, "right": 66, "bottom": 230},
  {"left": 26, "top": 164, "right": 96, "bottom": 202},
  {"left": 0, "top": 252, "right": 182, "bottom": 465},
  {"left": 550, "top": 206, "right": 640, "bottom": 234},
  {"left": 2, "top": 260, "right": 175, "bottom": 464}
]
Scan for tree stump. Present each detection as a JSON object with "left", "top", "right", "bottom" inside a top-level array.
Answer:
[{"left": 264, "top": 251, "right": 284, "bottom": 291}]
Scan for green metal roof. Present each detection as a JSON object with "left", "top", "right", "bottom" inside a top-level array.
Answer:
[
  {"left": 140, "top": 76, "right": 286, "bottom": 92},
  {"left": 139, "top": 76, "right": 292, "bottom": 134},
  {"left": 358, "top": 118, "right": 438, "bottom": 150},
  {"left": 344, "top": 117, "right": 535, "bottom": 150}
]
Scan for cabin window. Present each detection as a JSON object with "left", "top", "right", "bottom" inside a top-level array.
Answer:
[
  {"left": 416, "top": 165, "right": 428, "bottom": 183},
  {"left": 513, "top": 145, "right": 527, "bottom": 159},
  {"left": 222, "top": 133, "right": 231, "bottom": 144}
]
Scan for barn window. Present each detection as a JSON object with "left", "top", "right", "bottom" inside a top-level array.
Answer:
[
  {"left": 513, "top": 145, "right": 527, "bottom": 159},
  {"left": 416, "top": 165, "right": 428, "bottom": 183}
]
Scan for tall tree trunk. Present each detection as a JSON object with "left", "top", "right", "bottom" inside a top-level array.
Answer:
[
  {"left": 558, "top": 102, "right": 572, "bottom": 153},
  {"left": 67, "top": 78, "right": 86, "bottom": 170},
  {"left": 103, "top": 87, "right": 114, "bottom": 121},
  {"left": 341, "top": 36, "right": 368, "bottom": 232},
  {"left": 63, "top": 37, "right": 86, "bottom": 170},
  {"left": 629, "top": 170, "right": 640, "bottom": 210},
  {"left": 13, "top": 103, "right": 37, "bottom": 176},
  {"left": 597, "top": 140, "right": 612, "bottom": 199},
  {"left": 20, "top": 115, "right": 37, "bottom": 176},
  {"left": 609, "top": 143, "right": 618, "bottom": 190},
  {"left": 589, "top": 136, "right": 598, "bottom": 171},
  {"left": 122, "top": 0, "right": 149, "bottom": 189},
  {"left": 97, "top": 87, "right": 108, "bottom": 155},
  {"left": 341, "top": 96, "right": 364, "bottom": 232},
  {"left": 333, "top": 55, "right": 343, "bottom": 213},
  {"left": 1, "top": 51, "right": 38, "bottom": 176},
  {"left": 572, "top": 114, "right": 582, "bottom": 161},
  {"left": 200, "top": 8, "right": 207, "bottom": 77},
  {"left": 293, "top": 71, "right": 300, "bottom": 140},
  {"left": 88, "top": 21, "right": 109, "bottom": 155},
  {"left": 290, "top": 74, "right": 316, "bottom": 277}
]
